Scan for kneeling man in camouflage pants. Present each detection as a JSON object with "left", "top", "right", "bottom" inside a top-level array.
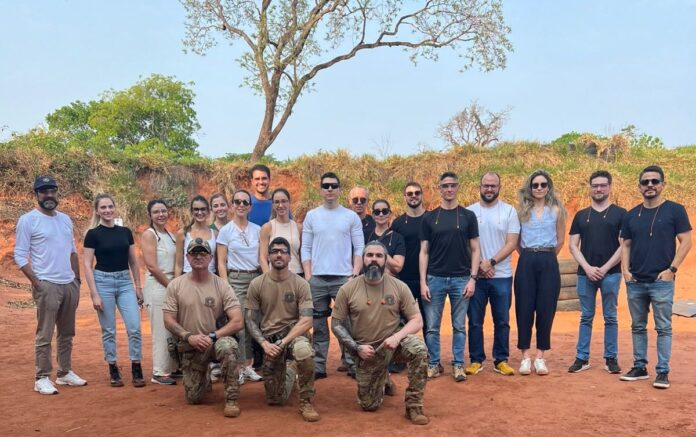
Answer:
[
  {"left": 246, "top": 237, "right": 319, "bottom": 422},
  {"left": 163, "top": 238, "right": 244, "bottom": 417},
  {"left": 331, "top": 241, "right": 429, "bottom": 425}
]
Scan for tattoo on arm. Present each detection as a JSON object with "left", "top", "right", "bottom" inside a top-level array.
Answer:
[
  {"left": 168, "top": 320, "right": 190, "bottom": 339},
  {"left": 300, "top": 308, "right": 313, "bottom": 318},
  {"left": 245, "top": 309, "right": 267, "bottom": 345},
  {"left": 331, "top": 318, "right": 358, "bottom": 353}
]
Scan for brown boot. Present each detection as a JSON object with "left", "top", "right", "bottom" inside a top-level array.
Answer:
[
  {"left": 406, "top": 406, "right": 429, "bottom": 425},
  {"left": 224, "top": 400, "right": 241, "bottom": 418},
  {"left": 299, "top": 399, "right": 320, "bottom": 422}
]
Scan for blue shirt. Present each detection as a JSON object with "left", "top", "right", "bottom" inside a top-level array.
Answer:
[
  {"left": 520, "top": 206, "right": 557, "bottom": 248},
  {"left": 249, "top": 197, "right": 272, "bottom": 226}
]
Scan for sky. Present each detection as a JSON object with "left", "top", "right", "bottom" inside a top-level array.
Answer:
[{"left": 1, "top": 0, "right": 695, "bottom": 159}]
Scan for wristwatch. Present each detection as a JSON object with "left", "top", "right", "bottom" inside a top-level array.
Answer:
[
  {"left": 208, "top": 332, "right": 218, "bottom": 342},
  {"left": 489, "top": 258, "right": 497, "bottom": 267},
  {"left": 669, "top": 265, "right": 678, "bottom": 273},
  {"left": 470, "top": 274, "right": 479, "bottom": 281}
]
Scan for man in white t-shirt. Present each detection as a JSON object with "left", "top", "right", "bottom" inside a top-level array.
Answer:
[
  {"left": 465, "top": 172, "right": 520, "bottom": 376},
  {"left": 15, "top": 176, "right": 87, "bottom": 394},
  {"left": 301, "top": 172, "right": 364, "bottom": 379}
]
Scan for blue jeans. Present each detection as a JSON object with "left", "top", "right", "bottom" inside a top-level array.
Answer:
[
  {"left": 626, "top": 280, "right": 674, "bottom": 373},
  {"left": 423, "top": 275, "right": 469, "bottom": 366},
  {"left": 575, "top": 273, "right": 620, "bottom": 360},
  {"left": 94, "top": 270, "right": 142, "bottom": 362},
  {"left": 467, "top": 277, "right": 512, "bottom": 364}
]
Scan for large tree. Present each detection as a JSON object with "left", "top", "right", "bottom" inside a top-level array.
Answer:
[{"left": 181, "top": 0, "right": 512, "bottom": 160}]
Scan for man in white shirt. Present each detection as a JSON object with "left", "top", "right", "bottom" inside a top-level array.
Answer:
[
  {"left": 465, "top": 172, "right": 520, "bottom": 376},
  {"left": 301, "top": 172, "right": 364, "bottom": 379},
  {"left": 14, "top": 176, "right": 87, "bottom": 394}
]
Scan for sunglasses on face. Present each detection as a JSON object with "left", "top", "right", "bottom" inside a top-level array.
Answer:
[
  {"left": 189, "top": 251, "right": 210, "bottom": 257},
  {"left": 352, "top": 197, "right": 368, "bottom": 205},
  {"left": 233, "top": 199, "right": 250, "bottom": 206},
  {"left": 531, "top": 182, "right": 548, "bottom": 189},
  {"left": 405, "top": 190, "right": 422, "bottom": 197},
  {"left": 373, "top": 208, "right": 391, "bottom": 216},
  {"left": 640, "top": 178, "right": 662, "bottom": 186},
  {"left": 439, "top": 183, "right": 458, "bottom": 189},
  {"left": 269, "top": 248, "right": 290, "bottom": 255},
  {"left": 321, "top": 183, "right": 340, "bottom": 190},
  {"left": 192, "top": 207, "right": 208, "bottom": 213}
]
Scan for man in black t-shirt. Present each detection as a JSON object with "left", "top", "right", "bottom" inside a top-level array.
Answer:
[
  {"left": 568, "top": 171, "right": 626, "bottom": 375},
  {"left": 349, "top": 186, "right": 375, "bottom": 244},
  {"left": 619, "top": 165, "right": 692, "bottom": 389},
  {"left": 419, "top": 172, "right": 480, "bottom": 382}
]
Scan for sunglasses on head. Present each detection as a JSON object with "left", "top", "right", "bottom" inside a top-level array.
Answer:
[
  {"left": 269, "top": 248, "right": 290, "bottom": 255},
  {"left": 321, "top": 182, "right": 340, "bottom": 190},
  {"left": 373, "top": 208, "right": 391, "bottom": 216},
  {"left": 352, "top": 197, "right": 367, "bottom": 205},
  {"left": 192, "top": 207, "right": 208, "bottom": 213},
  {"left": 531, "top": 182, "right": 548, "bottom": 189},
  {"left": 640, "top": 178, "right": 662, "bottom": 186},
  {"left": 405, "top": 190, "right": 421, "bottom": 197},
  {"left": 233, "top": 199, "right": 250, "bottom": 206}
]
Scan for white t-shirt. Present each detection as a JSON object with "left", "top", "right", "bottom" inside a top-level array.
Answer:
[
  {"left": 300, "top": 205, "right": 364, "bottom": 276},
  {"left": 217, "top": 221, "right": 261, "bottom": 270},
  {"left": 14, "top": 209, "right": 77, "bottom": 284},
  {"left": 467, "top": 201, "right": 520, "bottom": 278}
]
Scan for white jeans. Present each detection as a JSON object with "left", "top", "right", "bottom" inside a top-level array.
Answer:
[{"left": 144, "top": 275, "right": 177, "bottom": 376}]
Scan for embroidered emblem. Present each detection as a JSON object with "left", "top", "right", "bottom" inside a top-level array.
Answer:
[
  {"left": 385, "top": 295, "right": 395, "bottom": 305},
  {"left": 284, "top": 292, "right": 295, "bottom": 303},
  {"left": 205, "top": 297, "right": 215, "bottom": 307}
]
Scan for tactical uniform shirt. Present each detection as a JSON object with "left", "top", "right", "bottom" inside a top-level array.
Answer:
[{"left": 246, "top": 273, "right": 313, "bottom": 336}]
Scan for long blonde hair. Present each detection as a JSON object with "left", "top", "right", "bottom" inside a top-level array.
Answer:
[
  {"left": 88, "top": 193, "right": 116, "bottom": 230},
  {"left": 516, "top": 170, "right": 566, "bottom": 223}
]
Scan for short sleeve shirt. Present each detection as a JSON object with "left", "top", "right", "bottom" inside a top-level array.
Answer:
[
  {"left": 246, "top": 273, "right": 313, "bottom": 336},
  {"left": 421, "top": 206, "right": 479, "bottom": 276},
  {"left": 569, "top": 205, "right": 626, "bottom": 276},
  {"left": 83, "top": 225, "right": 134, "bottom": 272},
  {"left": 332, "top": 275, "right": 419, "bottom": 346},
  {"left": 163, "top": 274, "right": 240, "bottom": 335},
  {"left": 217, "top": 222, "right": 261, "bottom": 270},
  {"left": 391, "top": 213, "right": 426, "bottom": 281}
]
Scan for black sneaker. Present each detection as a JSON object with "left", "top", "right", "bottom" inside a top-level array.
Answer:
[
  {"left": 131, "top": 362, "right": 146, "bottom": 388},
  {"left": 109, "top": 363, "right": 124, "bottom": 387},
  {"left": 653, "top": 372, "right": 670, "bottom": 389},
  {"left": 170, "top": 369, "right": 183, "bottom": 379},
  {"left": 620, "top": 367, "right": 649, "bottom": 381},
  {"left": 604, "top": 358, "right": 621, "bottom": 374},
  {"left": 568, "top": 358, "right": 590, "bottom": 373},
  {"left": 314, "top": 371, "right": 327, "bottom": 380}
]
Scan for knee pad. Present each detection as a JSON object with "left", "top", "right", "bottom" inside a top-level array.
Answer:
[{"left": 293, "top": 341, "right": 314, "bottom": 362}]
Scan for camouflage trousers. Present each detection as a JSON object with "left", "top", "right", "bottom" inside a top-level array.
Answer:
[
  {"left": 179, "top": 336, "right": 240, "bottom": 404},
  {"left": 355, "top": 334, "right": 427, "bottom": 411},
  {"left": 263, "top": 335, "right": 315, "bottom": 405}
]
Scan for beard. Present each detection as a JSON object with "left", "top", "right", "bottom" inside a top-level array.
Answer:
[
  {"left": 480, "top": 191, "right": 499, "bottom": 204},
  {"left": 407, "top": 199, "right": 422, "bottom": 209},
  {"left": 39, "top": 198, "right": 58, "bottom": 210},
  {"left": 364, "top": 263, "right": 385, "bottom": 281}
]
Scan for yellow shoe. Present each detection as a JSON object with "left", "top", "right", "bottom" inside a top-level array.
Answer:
[
  {"left": 465, "top": 362, "right": 483, "bottom": 375},
  {"left": 494, "top": 361, "right": 515, "bottom": 376}
]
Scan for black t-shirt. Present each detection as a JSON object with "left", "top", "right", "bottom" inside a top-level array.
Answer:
[
  {"left": 391, "top": 213, "right": 426, "bottom": 281},
  {"left": 620, "top": 200, "right": 691, "bottom": 282},
  {"left": 569, "top": 204, "right": 626, "bottom": 276},
  {"left": 366, "top": 229, "right": 406, "bottom": 277},
  {"left": 84, "top": 225, "right": 135, "bottom": 272},
  {"left": 362, "top": 215, "right": 376, "bottom": 245},
  {"left": 420, "top": 206, "right": 479, "bottom": 277}
]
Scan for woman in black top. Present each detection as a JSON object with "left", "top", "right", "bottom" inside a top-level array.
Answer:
[
  {"left": 367, "top": 199, "right": 406, "bottom": 277},
  {"left": 83, "top": 193, "right": 145, "bottom": 388}
]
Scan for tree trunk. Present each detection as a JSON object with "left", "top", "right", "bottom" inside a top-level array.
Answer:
[{"left": 250, "top": 97, "right": 277, "bottom": 161}]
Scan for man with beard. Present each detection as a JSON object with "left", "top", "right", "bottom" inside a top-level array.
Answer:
[
  {"left": 245, "top": 237, "right": 320, "bottom": 422},
  {"left": 349, "top": 186, "right": 375, "bottom": 244},
  {"left": 465, "top": 172, "right": 520, "bottom": 376},
  {"left": 568, "top": 171, "right": 626, "bottom": 374},
  {"left": 15, "top": 176, "right": 87, "bottom": 394},
  {"left": 331, "top": 241, "right": 429, "bottom": 425},
  {"left": 620, "top": 165, "right": 692, "bottom": 389}
]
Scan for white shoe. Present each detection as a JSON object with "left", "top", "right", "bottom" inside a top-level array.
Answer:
[
  {"left": 55, "top": 371, "right": 87, "bottom": 386},
  {"left": 519, "top": 358, "right": 532, "bottom": 375},
  {"left": 238, "top": 371, "right": 245, "bottom": 385},
  {"left": 243, "top": 366, "right": 263, "bottom": 382},
  {"left": 34, "top": 377, "right": 59, "bottom": 395},
  {"left": 534, "top": 358, "right": 549, "bottom": 375}
]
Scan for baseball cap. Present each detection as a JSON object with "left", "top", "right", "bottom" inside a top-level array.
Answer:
[
  {"left": 186, "top": 238, "right": 212, "bottom": 254},
  {"left": 33, "top": 176, "right": 58, "bottom": 191}
]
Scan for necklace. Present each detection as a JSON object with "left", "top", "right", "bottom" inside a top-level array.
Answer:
[
  {"left": 638, "top": 201, "right": 665, "bottom": 237},
  {"left": 435, "top": 205, "right": 460, "bottom": 229},
  {"left": 363, "top": 278, "right": 386, "bottom": 305},
  {"left": 586, "top": 204, "right": 612, "bottom": 223}
]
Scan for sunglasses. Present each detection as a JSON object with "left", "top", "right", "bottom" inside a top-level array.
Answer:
[
  {"left": 373, "top": 208, "right": 391, "bottom": 216},
  {"left": 192, "top": 207, "right": 208, "bottom": 213},
  {"left": 531, "top": 182, "right": 549, "bottom": 189},
  {"left": 439, "top": 183, "right": 458, "bottom": 189},
  {"left": 269, "top": 248, "right": 290, "bottom": 255},
  {"left": 321, "top": 183, "right": 340, "bottom": 190},
  {"left": 405, "top": 190, "right": 422, "bottom": 197},
  {"left": 233, "top": 199, "right": 251, "bottom": 206},
  {"left": 639, "top": 178, "right": 662, "bottom": 186},
  {"left": 352, "top": 197, "right": 368, "bottom": 205},
  {"left": 189, "top": 251, "right": 210, "bottom": 257}
]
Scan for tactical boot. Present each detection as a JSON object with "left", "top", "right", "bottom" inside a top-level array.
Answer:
[
  {"left": 223, "top": 400, "right": 241, "bottom": 418},
  {"left": 384, "top": 376, "right": 397, "bottom": 396},
  {"left": 406, "top": 406, "right": 429, "bottom": 425},
  {"left": 132, "top": 362, "right": 146, "bottom": 388},
  {"left": 299, "top": 399, "right": 320, "bottom": 422},
  {"left": 109, "top": 363, "right": 124, "bottom": 387}
]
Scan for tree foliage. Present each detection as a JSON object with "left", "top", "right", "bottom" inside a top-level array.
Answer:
[
  {"left": 181, "top": 0, "right": 513, "bottom": 160},
  {"left": 438, "top": 100, "right": 510, "bottom": 148}
]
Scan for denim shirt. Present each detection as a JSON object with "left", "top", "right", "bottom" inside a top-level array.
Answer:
[{"left": 520, "top": 206, "right": 557, "bottom": 248}]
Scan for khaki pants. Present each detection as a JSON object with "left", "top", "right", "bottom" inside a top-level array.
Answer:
[{"left": 33, "top": 280, "right": 80, "bottom": 378}]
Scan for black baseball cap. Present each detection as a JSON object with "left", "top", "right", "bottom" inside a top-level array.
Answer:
[{"left": 33, "top": 176, "right": 58, "bottom": 191}]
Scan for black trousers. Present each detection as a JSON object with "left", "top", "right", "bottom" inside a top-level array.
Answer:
[{"left": 514, "top": 251, "right": 560, "bottom": 350}]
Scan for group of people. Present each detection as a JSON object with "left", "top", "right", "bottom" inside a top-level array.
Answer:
[{"left": 14, "top": 163, "right": 691, "bottom": 424}]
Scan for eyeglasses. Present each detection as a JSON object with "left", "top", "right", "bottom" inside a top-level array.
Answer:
[
  {"left": 439, "top": 183, "right": 459, "bottom": 189},
  {"left": 590, "top": 183, "right": 609, "bottom": 189},
  {"left": 192, "top": 207, "right": 208, "bottom": 213},
  {"left": 352, "top": 197, "right": 368, "bottom": 205},
  {"left": 233, "top": 199, "right": 251, "bottom": 206},
  {"left": 639, "top": 178, "right": 662, "bottom": 186},
  {"left": 531, "top": 182, "right": 549, "bottom": 189},
  {"left": 269, "top": 248, "right": 290, "bottom": 255},
  {"left": 189, "top": 251, "right": 210, "bottom": 258},
  {"left": 239, "top": 230, "right": 250, "bottom": 247},
  {"left": 321, "top": 183, "right": 340, "bottom": 190},
  {"left": 405, "top": 190, "right": 422, "bottom": 197},
  {"left": 273, "top": 199, "right": 289, "bottom": 205},
  {"left": 373, "top": 208, "right": 391, "bottom": 216},
  {"left": 481, "top": 184, "right": 499, "bottom": 190}
]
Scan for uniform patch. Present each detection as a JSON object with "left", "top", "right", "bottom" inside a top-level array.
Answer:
[
  {"left": 284, "top": 292, "right": 295, "bottom": 303},
  {"left": 385, "top": 295, "right": 395, "bottom": 306},
  {"left": 205, "top": 297, "right": 216, "bottom": 308}
]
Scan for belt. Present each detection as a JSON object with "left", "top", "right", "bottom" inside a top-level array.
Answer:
[
  {"left": 522, "top": 247, "right": 555, "bottom": 253},
  {"left": 313, "top": 275, "right": 346, "bottom": 280},
  {"left": 229, "top": 268, "right": 261, "bottom": 274}
]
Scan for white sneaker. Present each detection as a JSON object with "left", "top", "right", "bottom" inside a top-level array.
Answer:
[
  {"left": 243, "top": 366, "right": 263, "bottom": 382},
  {"left": 534, "top": 358, "right": 549, "bottom": 375},
  {"left": 34, "top": 377, "right": 58, "bottom": 395},
  {"left": 55, "top": 370, "right": 87, "bottom": 386},
  {"left": 519, "top": 358, "right": 532, "bottom": 375}
]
